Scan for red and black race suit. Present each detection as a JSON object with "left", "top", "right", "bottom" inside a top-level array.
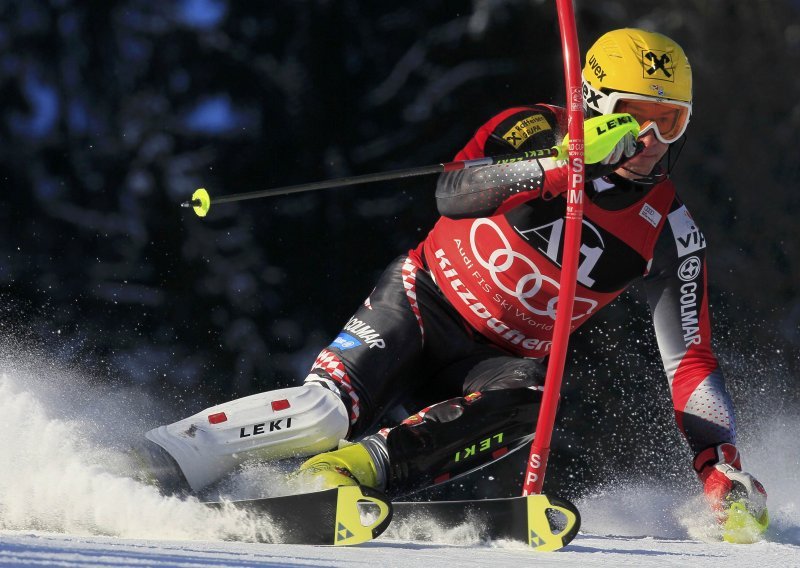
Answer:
[
  {"left": 421, "top": 105, "right": 735, "bottom": 454},
  {"left": 307, "top": 105, "right": 735, "bottom": 489}
]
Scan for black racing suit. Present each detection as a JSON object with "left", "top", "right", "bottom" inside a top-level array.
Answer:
[{"left": 305, "top": 105, "right": 735, "bottom": 494}]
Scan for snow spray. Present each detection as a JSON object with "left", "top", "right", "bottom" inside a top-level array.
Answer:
[{"left": 0, "top": 348, "right": 284, "bottom": 542}]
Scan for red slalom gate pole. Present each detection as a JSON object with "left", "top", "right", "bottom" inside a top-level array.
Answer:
[{"left": 522, "top": 0, "right": 586, "bottom": 496}]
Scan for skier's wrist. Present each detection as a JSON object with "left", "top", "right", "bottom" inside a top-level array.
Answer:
[{"left": 693, "top": 442, "right": 742, "bottom": 482}]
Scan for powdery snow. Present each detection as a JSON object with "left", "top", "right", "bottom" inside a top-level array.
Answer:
[{"left": 1, "top": 352, "right": 798, "bottom": 567}]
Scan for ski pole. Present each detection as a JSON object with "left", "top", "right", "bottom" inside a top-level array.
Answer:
[
  {"left": 521, "top": 0, "right": 586, "bottom": 496},
  {"left": 181, "top": 146, "right": 563, "bottom": 217}
]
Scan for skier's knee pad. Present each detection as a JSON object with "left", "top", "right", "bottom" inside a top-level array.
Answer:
[
  {"left": 385, "top": 387, "right": 541, "bottom": 493},
  {"left": 145, "top": 383, "right": 349, "bottom": 491}
]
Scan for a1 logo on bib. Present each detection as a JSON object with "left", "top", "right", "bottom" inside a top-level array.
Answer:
[{"left": 668, "top": 205, "right": 706, "bottom": 257}]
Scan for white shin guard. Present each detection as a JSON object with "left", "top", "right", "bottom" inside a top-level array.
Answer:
[{"left": 145, "top": 384, "right": 349, "bottom": 491}]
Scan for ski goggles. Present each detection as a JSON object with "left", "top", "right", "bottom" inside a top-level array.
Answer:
[{"left": 609, "top": 93, "right": 692, "bottom": 144}]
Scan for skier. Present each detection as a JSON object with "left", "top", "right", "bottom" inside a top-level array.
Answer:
[{"left": 142, "top": 28, "right": 767, "bottom": 528}]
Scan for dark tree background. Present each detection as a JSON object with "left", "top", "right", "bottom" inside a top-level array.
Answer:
[{"left": 2, "top": 0, "right": 798, "bottom": 499}]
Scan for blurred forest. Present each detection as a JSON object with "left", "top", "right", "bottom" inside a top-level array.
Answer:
[{"left": 1, "top": 0, "right": 798, "bottom": 499}]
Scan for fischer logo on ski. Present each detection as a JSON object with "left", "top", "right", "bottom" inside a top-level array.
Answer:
[{"left": 336, "top": 522, "right": 355, "bottom": 542}]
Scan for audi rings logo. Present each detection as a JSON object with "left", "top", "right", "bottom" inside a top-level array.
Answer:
[
  {"left": 469, "top": 218, "right": 598, "bottom": 321},
  {"left": 678, "top": 256, "right": 701, "bottom": 282}
]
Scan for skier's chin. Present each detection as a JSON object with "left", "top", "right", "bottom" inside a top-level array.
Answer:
[{"left": 616, "top": 155, "right": 662, "bottom": 180}]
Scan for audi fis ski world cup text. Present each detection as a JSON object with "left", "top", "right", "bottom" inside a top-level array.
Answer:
[{"left": 434, "top": 248, "right": 553, "bottom": 353}]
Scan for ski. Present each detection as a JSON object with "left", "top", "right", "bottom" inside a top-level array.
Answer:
[
  {"left": 205, "top": 485, "right": 393, "bottom": 546},
  {"left": 206, "top": 487, "right": 579, "bottom": 550},
  {"left": 391, "top": 494, "right": 581, "bottom": 551}
]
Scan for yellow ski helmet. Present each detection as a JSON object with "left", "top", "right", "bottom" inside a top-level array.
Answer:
[{"left": 582, "top": 29, "right": 692, "bottom": 144}]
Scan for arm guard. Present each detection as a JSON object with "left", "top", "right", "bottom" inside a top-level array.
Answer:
[
  {"left": 435, "top": 159, "right": 546, "bottom": 218},
  {"left": 435, "top": 105, "right": 568, "bottom": 219},
  {"left": 644, "top": 199, "right": 736, "bottom": 454}
]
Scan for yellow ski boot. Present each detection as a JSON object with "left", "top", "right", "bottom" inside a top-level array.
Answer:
[{"left": 295, "top": 442, "right": 380, "bottom": 490}]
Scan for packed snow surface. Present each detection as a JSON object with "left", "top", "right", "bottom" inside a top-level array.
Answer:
[{"left": 1, "top": 352, "right": 798, "bottom": 567}]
